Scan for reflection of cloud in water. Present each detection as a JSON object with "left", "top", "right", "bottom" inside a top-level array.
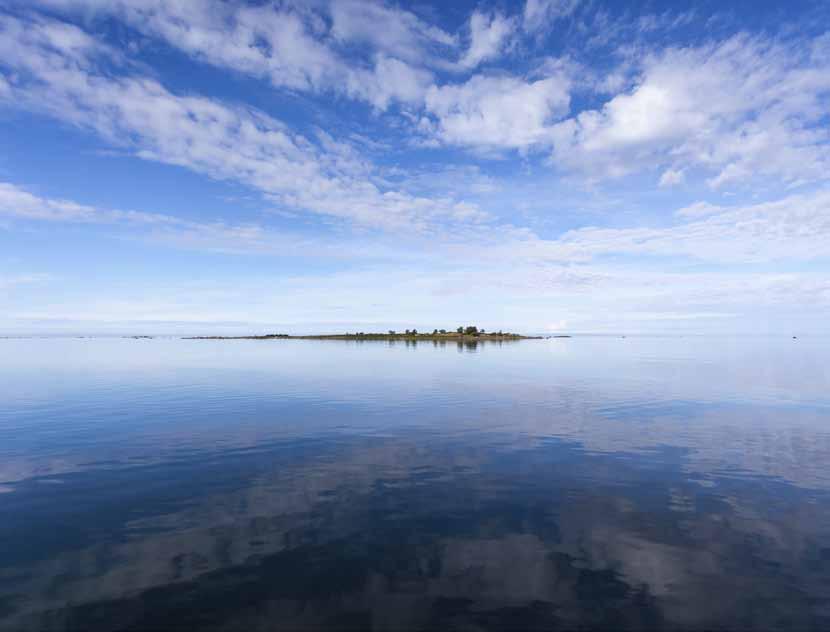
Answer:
[
  {"left": 2, "top": 397, "right": 830, "bottom": 493},
  {"left": 2, "top": 435, "right": 830, "bottom": 631},
  {"left": 529, "top": 402, "right": 830, "bottom": 490}
]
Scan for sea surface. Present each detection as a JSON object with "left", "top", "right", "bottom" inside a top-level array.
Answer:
[{"left": 1, "top": 336, "right": 829, "bottom": 630}]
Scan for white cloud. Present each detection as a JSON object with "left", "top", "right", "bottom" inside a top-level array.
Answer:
[
  {"left": 523, "top": 0, "right": 580, "bottom": 33},
  {"left": 328, "top": 0, "right": 456, "bottom": 66},
  {"left": 0, "top": 14, "right": 485, "bottom": 230},
  {"left": 0, "top": 181, "right": 282, "bottom": 253},
  {"left": 347, "top": 55, "right": 433, "bottom": 110},
  {"left": 673, "top": 201, "right": 722, "bottom": 218},
  {"left": 549, "top": 34, "right": 830, "bottom": 186},
  {"left": 658, "top": 168, "right": 685, "bottom": 187},
  {"left": 37, "top": 0, "right": 341, "bottom": 88},
  {"left": 504, "top": 189, "right": 830, "bottom": 264},
  {"left": 0, "top": 181, "right": 447, "bottom": 260},
  {"left": 0, "top": 182, "right": 101, "bottom": 222},
  {"left": 424, "top": 74, "right": 570, "bottom": 149},
  {"left": 31, "top": 0, "right": 438, "bottom": 109},
  {"left": 459, "top": 11, "right": 516, "bottom": 70}
]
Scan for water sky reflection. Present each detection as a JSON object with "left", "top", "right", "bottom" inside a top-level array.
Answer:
[{"left": 1, "top": 336, "right": 828, "bottom": 630}]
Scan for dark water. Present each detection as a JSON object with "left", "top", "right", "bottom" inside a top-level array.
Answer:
[{"left": 1, "top": 336, "right": 829, "bottom": 630}]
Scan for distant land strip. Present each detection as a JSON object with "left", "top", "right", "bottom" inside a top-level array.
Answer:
[{"left": 180, "top": 329, "right": 568, "bottom": 341}]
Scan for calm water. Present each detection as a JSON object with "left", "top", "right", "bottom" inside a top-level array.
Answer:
[{"left": 1, "top": 336, "right": 829, "bottom": 630}]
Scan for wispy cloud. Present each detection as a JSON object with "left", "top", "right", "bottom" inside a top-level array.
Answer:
[
  {"left": 523, "top": 0, "right": 580, "bottom": 34},
  {"left": 30, "top": 0, "right": 452, "bottom": 109},
  {"left": 499, "top": 189, "right": 830, "bottom": 265},
  {"left": 0, "top": 13, "right": 485, "bottom": 231},
  {"left": 0, "top": 181, "right": 408, "bottom": 260},
  {"left": 459, "top": 10, "right": 516, "bottom": 70}
]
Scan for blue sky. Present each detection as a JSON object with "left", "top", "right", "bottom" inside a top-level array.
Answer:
[{"left": 0, "top": 0, "right": 829, "bottom": 335}]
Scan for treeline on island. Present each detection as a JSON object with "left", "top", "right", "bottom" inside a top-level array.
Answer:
[{"left": 310, "top": 326, "right": 535, "bottom": 340}]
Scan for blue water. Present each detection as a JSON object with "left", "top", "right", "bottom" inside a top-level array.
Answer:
[{"left": 1, "top": 336, "right": 829, "bottom": 630}]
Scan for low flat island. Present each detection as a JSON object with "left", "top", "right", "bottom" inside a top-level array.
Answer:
[{"left": 183, "top": 327, "right": 560, "bottom": 341}]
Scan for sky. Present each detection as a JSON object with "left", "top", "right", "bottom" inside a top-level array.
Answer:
[{"left": 0, "top": 0, "right": 829, "bottom": 336}]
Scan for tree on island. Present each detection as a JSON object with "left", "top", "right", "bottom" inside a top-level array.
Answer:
[
  {"left": 457, "top": 326, "right": 464, "bottom": 334},
  {"left": 388, "top": 330, "right": 396, "bottom": 335},
  {"left": 464, "top": 326, "right": 479, "bottom": 336},
  {"left": 439, "top": 329, "right": 446, "bottom": 334}
]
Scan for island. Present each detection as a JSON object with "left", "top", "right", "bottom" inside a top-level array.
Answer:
[{"left": 183, "top": 326, "right": 560, "bottom": 341}]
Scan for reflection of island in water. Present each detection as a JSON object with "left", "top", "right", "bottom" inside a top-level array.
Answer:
[{"left": 3, "top": 429, "right": 830, "bottom": 631}]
